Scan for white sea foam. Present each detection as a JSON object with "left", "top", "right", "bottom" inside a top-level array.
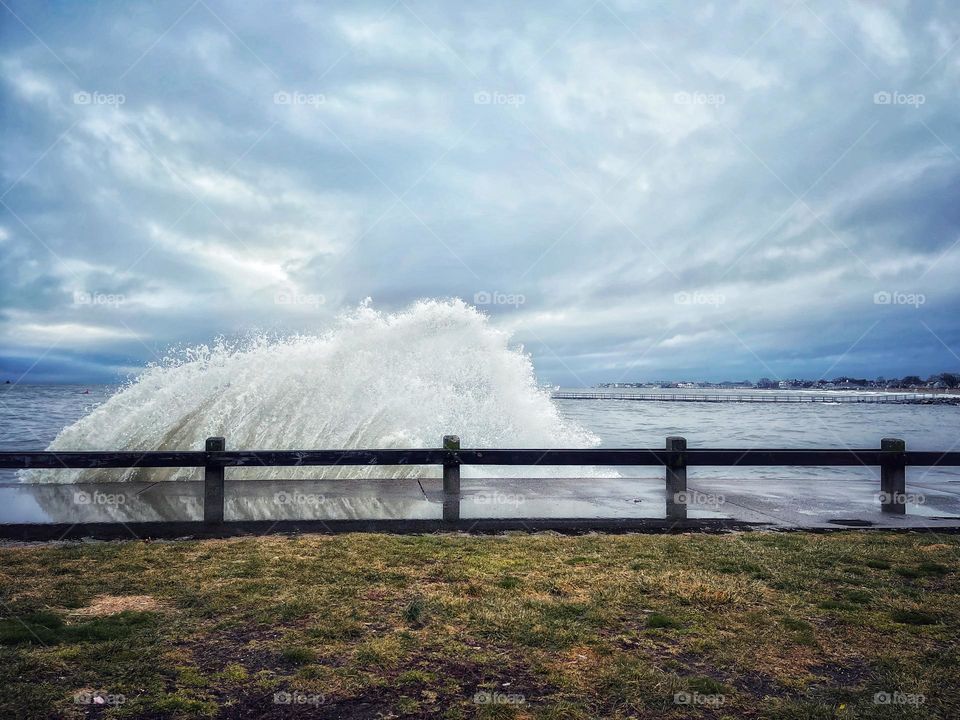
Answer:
[{"left": 23, "top": 299, "right": 600, "bottom": 482}]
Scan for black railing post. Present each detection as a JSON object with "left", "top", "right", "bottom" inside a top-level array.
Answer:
[
  {"left": 665, "top": 436, "right": 687, "bottom": 521},
  {"left": 880, "top": 437, "right": 906, "bottom": 515},
  {"left": 204, "top": 436, "right": 226, "bottom": 523},
  {"left": 442, "top": 435, "right": 461, "bottom": 523}
]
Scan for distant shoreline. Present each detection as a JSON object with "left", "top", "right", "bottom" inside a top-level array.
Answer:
[
  {"left": 593, "top": 384, "right": 960, "bottom": 395},
  {"left": 556, "top": 389, "right": 960, "bottom": 405}
]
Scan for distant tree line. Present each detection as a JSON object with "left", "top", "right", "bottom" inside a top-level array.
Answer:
[
  {"left": 757, "top": 374, "right": 960, "bottom": 389},
  {"left": 601, "top": 373, "right": 960, "bottom": 389},
  {"left": 887, "top": 373, "right": 959, "bottom": 388}
]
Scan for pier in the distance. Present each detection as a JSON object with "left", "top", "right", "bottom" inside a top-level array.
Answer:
[{"left": 551, "top": 390, "right": 948, "bottom": 404}]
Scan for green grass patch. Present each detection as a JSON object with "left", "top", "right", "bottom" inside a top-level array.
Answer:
[
  {"left": 280, "top": 646, "right": 317, "bottom": 664},
  {"left": 918, "top": 562, "right": 950, "bottom": 576},
  {"left": 846, "top": 589, "right": 872, "bottom": 604},
  {"left": 781, "top": 616, "right": 816, "bottom": 645},
  {"left": 688, "top": 676, "right": 726, "bottom": 694},
  {"left": 273, "top": 599, "right": 316, "bottom": 621},
  {"left": 403, "top": 596, "right": 428, "bottom": 627},
  {"left": 0, "top": 610, "right": 156, "bottom": 646},
  {"left": 647, "top": 612, "right": 682, "bottom": 629},
  {"left": 890, "top": 609, "right": 940, "bottom": 625},
  {"left": 895, "top": 567, "right": 924, "bottom": 579}
]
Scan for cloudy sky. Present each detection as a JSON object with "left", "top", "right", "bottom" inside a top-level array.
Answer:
[{"left": 1, "top": 0, "right": 959, "bottom": 385}]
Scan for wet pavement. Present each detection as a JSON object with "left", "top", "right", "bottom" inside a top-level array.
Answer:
[{"left": 1, "top": 474, "right": 958, "bottom": 530}]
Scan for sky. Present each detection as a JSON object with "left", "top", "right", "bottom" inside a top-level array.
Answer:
[{"left": 1, "top": 0, "right": 959, "bottom": 386}]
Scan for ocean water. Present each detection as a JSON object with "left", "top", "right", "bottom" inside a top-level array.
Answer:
[
  {"left": 2, "top": 383, "right": 959, "bottom": 452},
  {"left": 2, "top": 382, "right": 958, "bottom": 485},
  {"left": 1, "top": 384, "right": 117, "bottom": 453},
  {"left": 557, "top": 392, "right": 960, "bottom": 451}
]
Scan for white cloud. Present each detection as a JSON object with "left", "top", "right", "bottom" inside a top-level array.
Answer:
[
  {"left": 696, "top": 53, "right": 781, "bottom": 91},
  {"left": 536, "top": 42, "right": 725, "bottom": 144},
  {"left": 10, "top": 320, "right": 140, "bottom": 345},
  {"left": 847, "top": 3, "right": 910, "bottom": 65}
]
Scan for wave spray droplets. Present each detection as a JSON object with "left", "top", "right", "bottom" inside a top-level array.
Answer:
[{"left": 26, "top": 300, "right": 598, "bottom": 482}]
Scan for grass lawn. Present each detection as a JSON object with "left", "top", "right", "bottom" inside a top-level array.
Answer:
[{"left": 1, "top": 531, "right": 958, "bottom": 719}]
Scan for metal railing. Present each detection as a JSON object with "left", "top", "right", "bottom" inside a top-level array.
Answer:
[{"left": 3, "top": 436, "right": 959, "bottom": 525}]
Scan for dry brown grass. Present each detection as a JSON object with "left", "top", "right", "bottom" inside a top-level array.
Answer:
[
  {"left": 0, "top": 531, "right": 957, "bottom": 719},
  {"left": 69, "top": 594, "right": 167, "bottom": 617}
]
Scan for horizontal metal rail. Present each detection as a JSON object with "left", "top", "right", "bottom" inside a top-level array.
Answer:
[{"left": 2, "top": 448, "right": 959, "bottom": 469}]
